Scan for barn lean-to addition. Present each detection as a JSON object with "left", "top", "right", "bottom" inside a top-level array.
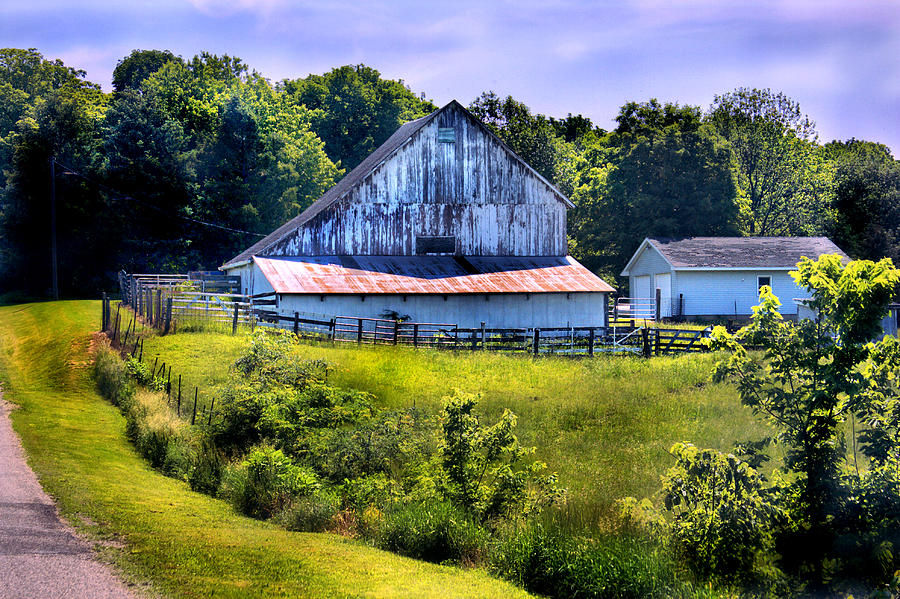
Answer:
[
  {"left": 620, "top": 236, "right": 849, "bottom": 320},
  {"left": 221, "top": 100, "right": 613, "bottom": 329}
]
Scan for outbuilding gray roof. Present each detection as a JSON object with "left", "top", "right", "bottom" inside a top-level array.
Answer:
[{"left": 646, "top": 237, "right": 849, "bottom": 269}]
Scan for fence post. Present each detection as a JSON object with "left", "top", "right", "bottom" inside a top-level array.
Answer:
[
  {"left": 156, "top": 289, "right": 162, "bottom": 328},
  {"left": 393, "top": 320, "right": 400, "bottom": 345},
  {"left": 101, "top": 292, "right": 107, "bottom": 331},
  {"left": 232, "top": 303, "right": 239, "bottom": 335},
  {"left": 330, "top": 318, "right": 336, "bottom": 342},
  {"left": 191, "top": 387, "right": 198, "bottom": 425},
  {"left": 589, "top": 327, "right": 595, "bottom": 357},
  {"left": 655, "top": 329, "right": 661, "bottom": 356},
  {"left": 357, "top": 318, "right": 363, "bottom": 344},
  {"left": 655, "top": 288, "right": 661, "bottom": 322},
  {"left": 178, "top": 375, "right": 182, "bottom": 409},
  {"left": 533, "top": 328, "right": 540, "bottom": 356},
  {"left": 413, "top": 323, "right": 419, "bottom": 348},
  {"left": 480, "top": 322, "right": 486, "bottom": 350},
  {"left": 293, "top": 312, "right": 299, "bottom": 335},
  {"left": 207, "top": 396, "right": 215, "bottom": 426},
  {"left": 679, "top": 294, "right": 684, "bottom": 318},
  {"left": 164, "top": 297, "right": 172, "bottom": 335},
  {"left": 641, "top": 327, "right": 650, "bottom": 358}
]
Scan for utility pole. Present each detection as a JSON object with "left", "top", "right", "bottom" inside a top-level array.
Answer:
[{"left": 50, "top": 156, "right": 58, "bottom": 300}]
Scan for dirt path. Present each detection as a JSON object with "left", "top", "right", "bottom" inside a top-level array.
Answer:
[{"left": 0, "top": 396, "right": 139, "bottom": 599}]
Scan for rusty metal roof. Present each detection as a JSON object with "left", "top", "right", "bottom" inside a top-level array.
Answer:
[{"left": 255, "top": 255, "right": 614, "bottom": 295}]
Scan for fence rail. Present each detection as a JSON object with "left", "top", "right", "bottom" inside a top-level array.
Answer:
[{"left": 112, "top": 271, "right": 711, "bottom": 356}]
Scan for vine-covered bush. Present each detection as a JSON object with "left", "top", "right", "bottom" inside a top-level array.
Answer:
[
  {"left": 660, "top": 442, "right": 780, "bottom": 585},
  {"left": 221, "top": 444, "right": 320, "bottom": 518}
]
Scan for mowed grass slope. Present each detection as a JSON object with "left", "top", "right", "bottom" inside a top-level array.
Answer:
[
  {"left": 0, "top": 301, "right": 533, "bottom": 599},
  {"left": 139, "top": 322, "right": 774, "bottom": 524}
]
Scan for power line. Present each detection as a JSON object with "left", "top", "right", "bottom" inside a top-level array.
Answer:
[{"left": 52, "top": 158, "right": 266, "bottom": 238}]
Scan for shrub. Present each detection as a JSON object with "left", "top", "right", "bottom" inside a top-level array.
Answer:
[
  {"left": 93, "top": 343, "right": 134, "bottom": 406},
  {"left": 233, "top": 330, "right": 327, "bottom": 386},
  {"left": 221, "top": 444, "right": 320, "bottom": 519},
  {"left": 376, "top": 499, "right": 489, "bottom": 565},
  {"left": 274, "top": 488, "right": 342, "bottom": 532},
  {"left": 188, "top": 439, "right": 225, "bottom": 494},
  {"left": 124, "top": 357, "right": 166, "bottom": 391},
  {"left": 441, "top": 391, "right": 564, "bottom": 522},
  {"left": 661, "top": 442, "right": 780, "bottom": 586},
  {"left": 126, "top": 389, "right": 193, "bottom": 477},
  {"left": 491, "top": 522, "right": 687, "bottom": 599}
]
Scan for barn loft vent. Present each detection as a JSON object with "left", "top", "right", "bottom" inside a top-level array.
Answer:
[
  {"left": 437, "top": 127, "right": 456, "bottom": 143},
  {"left": 416, "top": 235, "right": 456, "bottom": 254}
]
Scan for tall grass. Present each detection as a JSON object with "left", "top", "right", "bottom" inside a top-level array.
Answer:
[{"left": 139, "top": 331, "right": 774, "bottom": 529}]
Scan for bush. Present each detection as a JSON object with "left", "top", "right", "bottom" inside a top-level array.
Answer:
[
  {"left": 221, "top": 444, "right": 320, "bottom": 519},
  {"left": 274, "top": 489, "right": 342, "bottom": 532},
  {"left": 126, "top": 389, "right": 193, "bottom": 477},
  {"left": 188, "top": 439, "right": 225, "bottom": 494},
  {"left": 376, "top": 500, "right": 489, "bottom": 565},
  {"left": 661, "top": 442, "right": 780, "bottom": 586},
  {"left": 491, "top": 522, "right": 688, "bottom": 599},
  {"left": 124, "top": 357, "right": 166, "bottom": 391},
  {"left": 93, "top": 342, "right": 134, "bottom": 406}
]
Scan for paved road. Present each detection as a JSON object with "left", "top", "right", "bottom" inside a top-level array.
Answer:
[{"left": 0, "top": 397, "right": 139, "bottom": 599}]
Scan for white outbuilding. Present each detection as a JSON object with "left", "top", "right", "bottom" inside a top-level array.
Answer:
[
  {"left": 620, "top": 237, "right": 849, "bottom": 320},
  {"left": 221, "top": 100, "right": 613, "bottom": 329}
]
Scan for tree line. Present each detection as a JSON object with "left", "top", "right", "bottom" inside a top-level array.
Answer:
[{"left": 1, "top": 47, "right": 898, "bottom": 296}]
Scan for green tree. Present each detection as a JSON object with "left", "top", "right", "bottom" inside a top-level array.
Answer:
[
  {"left": 710, "top": 254, "right": 900, "bottom": 585},
  {"left": 825, "top": 139, "right": 900, "bottom": 262},
  {"left": 708, "top": 88, "right": 829, "bottom": 236},
  {"left": 112, "top": 49, "right": 181, "bottom": 93},
  {"left": 101, "top": 88, "right": 196, "bottom": 273},
  {"left": 1, "top": 84, "right": 108, "bottom": 294},
  {"left": 281, "top": 65, "right": 434, "bottom": 170},
  {"left": 197, "top": 77, "right": 340, "bottom": 251},
  {"left": 569, "top": 100, "right": 738, "bottom": 282}
]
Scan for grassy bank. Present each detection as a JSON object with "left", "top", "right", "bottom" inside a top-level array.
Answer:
[
  {"left": 137, "top": 321, "right": 774, "bottom": 525},
  {"left": 0, "top": 301, "right": 533, "bottom": 598}
]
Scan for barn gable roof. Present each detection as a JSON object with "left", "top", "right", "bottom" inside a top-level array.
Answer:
[
  {"left": 622, "top": 237, "right": 849, "bottom": 275},
  {"left": 223, "top": 100, "right": 572, "bottom": 268}
]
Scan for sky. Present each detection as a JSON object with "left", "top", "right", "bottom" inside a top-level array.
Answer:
[{"left": 2, "top": 0, "right": 898, "bottom": 155}]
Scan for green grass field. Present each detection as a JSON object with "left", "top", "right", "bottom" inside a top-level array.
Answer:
[
  {"left": 136, "top": 313, "right": 775, "bottom": 528},
  {"left": 0, "top": 301, "right": 533, "bottom": 598}
]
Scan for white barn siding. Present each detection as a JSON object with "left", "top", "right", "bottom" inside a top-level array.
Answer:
[
  {"left": 277, "top": 292, "right": 607, "bottom": 329},
  {"left": 264, "top": 103, "right": 567, "bottom": 258},
  {"left": 675, "top": 270, "right": 807, "bottom": 317}
]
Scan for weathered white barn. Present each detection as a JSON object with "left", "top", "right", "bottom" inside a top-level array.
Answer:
[
  {"left": 620, "top": 237, "right": 849, "bottom": 320},
  {"left": 221, "top": 100, "right": 613, "bottom": 328}
]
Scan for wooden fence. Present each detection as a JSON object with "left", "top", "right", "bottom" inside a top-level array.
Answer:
[{"left": 110, "top": 272, "right": 711, "bottom": 357}]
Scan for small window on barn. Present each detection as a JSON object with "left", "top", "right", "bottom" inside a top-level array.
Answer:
[
  {"left": 416, "top": 235, "right": 456, "bottom": 254},
  {"left": 758, "top": 275, "right": 772, "bottom": 293},
  {"left": 437, "top": 128, "right": 456, "bottom": 143}
]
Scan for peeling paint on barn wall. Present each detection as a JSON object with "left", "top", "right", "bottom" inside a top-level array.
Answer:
[{"left": 266, "top": 103, "right": 567, "bottom": 258}]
